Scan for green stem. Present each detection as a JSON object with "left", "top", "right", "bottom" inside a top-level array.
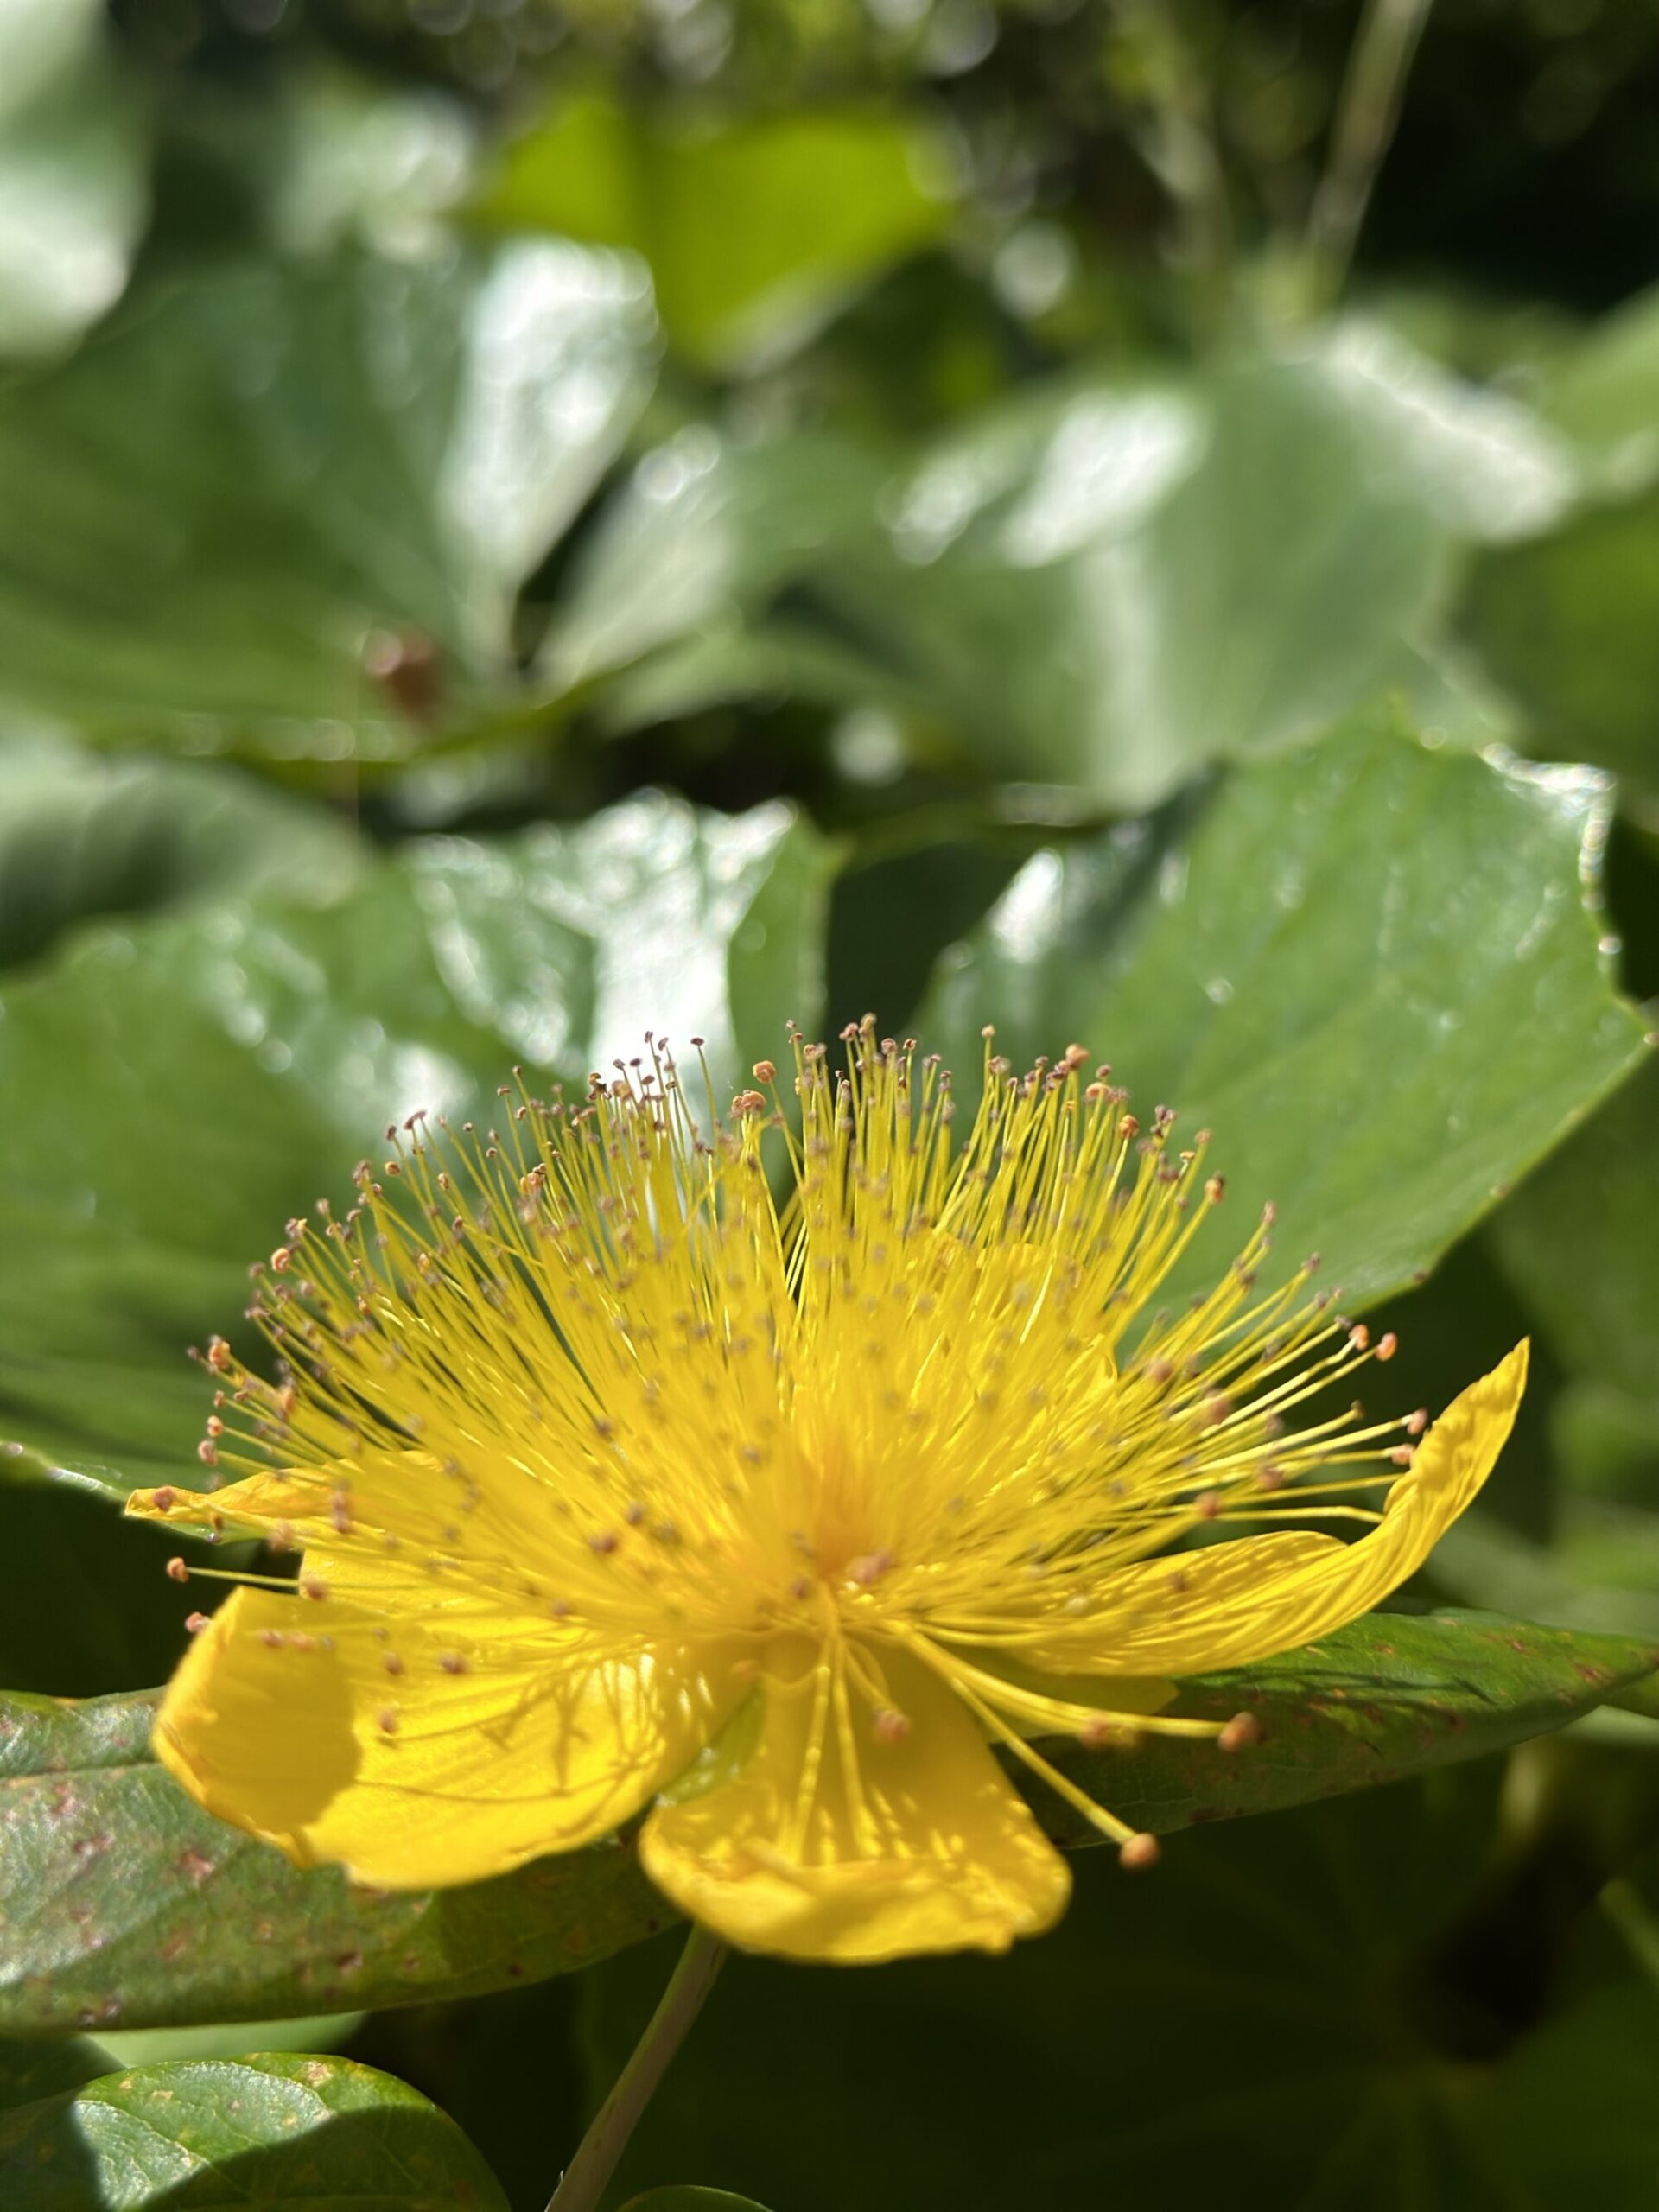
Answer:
[
  {"left": 546, "top": 1924, "right": 728, "bottom": 2212},
  {"left": 1304, "top": 0, "right": 1437, "bottom": 303}
]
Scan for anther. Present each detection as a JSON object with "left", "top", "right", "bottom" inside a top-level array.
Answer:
[
  {"left": 165, "top": 1557, "right": 190, "bottom": 1583},
  {"left": 588, "top": 1529, "right": 619, "bottom": 1555},
  {"left": 184, "top": 1611, "right": 210, "bottom": 1635},
  {"left": 1389, "top": 1445, "right": 1415, "bottom": 1468},
  {"left": 438, "top": 1653, "right": 468, "bottom": 1675},
  {"left": 1218, "top": 1712, "right": 1262, "bottom": 1753},
  {"left": 753, "top": 1060, "right": 777, "bottom": 1083},
  {"left": 1376, "top": 1332, "right": 1398, "bottom": 1361},
  {"left": 384, "top": 1653, "right": 404, "bottom": 1676},
  {"left": 873, "top": 1708, "right": 911, "bottom": 1745},
  {"left": 1406, "top": 1408, "right": 1428, "bottom": 1436},
  {"left": 847, "top": 1549, "right": 893, "bottom": 1587},
  {"left": 1119, "top": 1833, "right": 1161, "bottom": 1872},
  {"left": 378, "top": 1709, "right": 399, "bottom": 1735}
]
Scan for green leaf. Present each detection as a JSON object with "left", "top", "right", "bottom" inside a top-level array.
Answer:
[
  {"left": 550, "top": 326, "right": 1573, "bottom": 808},
  {"left": 0, "top": 1446, "right": 218, "bottom": 1696},
  {"left": 578, "top": 1764, "right": 1655, "bottom": 2211},
  {"left": 0, "top": 2037, "right": 109, "bottom": 2114},
  {"left": 1046, "top": 1608, "right": 1659, "bottom": 1846},
  {"left": 1487, "top": 1059, "right": 1659, "bottom": 1419},
  {"left": 1544, "top": 282, "right": 1659, "bottom": 496},
  {"left": 0, "top": 244, "right": 654, "bottom": 761},
  {"left": 1464, "top": 491, "right": 1659, "bottom": 822},
  {"left": 1431, "top": 1061, "right": 1659, "bottom": 1641},
  {"left": 0, "top": 2053, "right": 509, "bottom": 2211},
  {"left": 920, "top": 712, "right": 1648, "bottom": 1308},
  {"left": 0, "top": 1688, "right": 669, "bottom": 2035},
  {"left": 0, "top": 0, "right": 148, "bottom": 359},
  {"left": 0, "top": 1608, "right": 1645, "bottom": 2034},
  {"left": 473, "top": 96, "right": 950, "bottom": 371},
  {"left": 620, "top": 2194, "right": 777, "bottom": 2211},
  {"left": 0, "top": 792, "right": 834, "bottom": 1491},
  {"left": 0, "top": 730, "right": 362, "bottom": 970},
  {"left": 1463, "top": 1984, "right": 1659, "bottom": 2212}
]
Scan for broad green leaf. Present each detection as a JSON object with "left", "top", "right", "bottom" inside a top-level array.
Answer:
[
  {"left": 1544, "top": 283, "right": 1659, "bottom": 495},
  {"left": 0, "top": 1446, "right": 217, "bottom": 1696},
  {"left": 1488, "top": 1060, "right": 1659, "bottom": 1418},
  {"left": 1051, "top": 1608, "right": 1659, "bottom": 1845},
  {"left": 1463, "top": 1985, "right": 1659, "bottom": 2212},
  {"left": 0, "top": 1688, "right": 669, "bottom": 2034},
  {"left": 0, "top": 2037, "right": 108, "bottom": 2113},
  {"left": 550, "top": 326, "right": 1573, "bottom": 807},
  {"left": 0, "top": 243, "right": 654, "bottom": 761},
  {"left": 577, "top": 1764, "right": 1656, "bottom": 2211},
  {"left": 0, "top": 2053, "right": 508, "bottom": 2211},
  {"left": 474, "top": 96, "right": 950, "bottom": 370},
  {"left": 0, "top": 792, "right": 834, "bottom": 1492},
  {"left": 920, "top": 714, "right": 1648, "bottom": 1308},
  {"left": 1464, "top": 492, "right": 1659, "bottom": 822},
  {"left": 1431, "top": 1062, "right": 1659, "bottom": 1641},
  {"left": 621, "top": 2195, "right": 777, "bottom": 2211},
  {"left": 0, "top": 732, "right": 362, "bottom": 970},
  {"left": 0, "top": 1609, "right": 1645, "bottom": 2034},
  {"left": 0, "top": 0, "right": 147, "bottom": 359}
]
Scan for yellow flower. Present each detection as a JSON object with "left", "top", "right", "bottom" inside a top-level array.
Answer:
[{"left": 128, "top": 1024, "right": 1526, "bottom": 1965}]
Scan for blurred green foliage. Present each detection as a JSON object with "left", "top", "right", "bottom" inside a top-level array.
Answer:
[{"left": 2, "top": 1, "right": 1658, "bottom": 2207}]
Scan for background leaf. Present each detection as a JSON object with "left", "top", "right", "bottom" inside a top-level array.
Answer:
[
  {"left": 0, "top": 731, "right": 362, "bottom": 971},
  {"left": 0, "top": 1610, "right": 1645, "bottom": 2036},
  {"left": 921, "top": 713, "right": 1648, "bottom": 1307},
  {"left": 0, "top": 243, "right": 655, "bottom": 761},
  {"left": 0, "top": 2052, "right": 509, "bottom": 2211},
  {"left": 0, "top": 0, "right": 147, "bottom": 359},
  {"left": 577, "top": 1758, "right": 1659, "bottom": 2211},
  {"left": 474, "top": 97, "right": 950, "bottom": 370},
  {"left": 0, "top": 793, "right": 834, "bottom": 1499},
  {"left": 550, "top": 328, "right": 1572, "bottom": 808}
]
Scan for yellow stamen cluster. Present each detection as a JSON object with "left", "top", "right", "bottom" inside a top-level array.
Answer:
[{"left": 170, "top": 1020, "right": 1426, "bottom": 1866}]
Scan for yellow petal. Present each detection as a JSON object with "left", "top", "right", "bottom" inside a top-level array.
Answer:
[
  {"left": 154, "top": 1584, "right": 741, "bottom": 1887},
  {"left": 639, "top": 1643, "right": 1071, "bottom": 1963},
  {"left": 983, "top": 1340, "right": 1529, "bottom": 1680}
]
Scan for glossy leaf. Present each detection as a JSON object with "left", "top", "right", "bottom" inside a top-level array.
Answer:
[
  {"left": 0, "top": 1608, "right": 1647, "bottom": 2034},
  {"left": 0, "top": 0, "right": 147, "bottom": 359},
  {"left": 621, "top": 2194, "right": 777, "bottom": 2211},
  {"left": 1464, "top": 491, "right": 1659, "bottom": 820},
  {"left": 0, "top": 731, "right": 362, "bottom": 970},
  {"left": 0, "top": 244, "right": 654, "bottom": 761},
  {"left": 579, "top": 1764, "right": 1652, "bottom": 2211},
  {"left": 921, "top": 714, "right": 1648, "bottom": 1308},
  {"left": 550, "top": 326, "right": 1574, "bottom": 807},
  {"left": 0, "top": 2053, "right": 509, "bottom": 2211},
  {"left": 1048, "top": 1608, "right": 1659, "bottom": 1846},
  {"left": 474, "top": 97, "right": 950, "bottom": 370},
  {"left": 0, "top": 2037, "right": 108, "bottom": 2114},
  {"left": 1545, "top": 282, "right": 1659, "bottom": 495},
  {"left": 0, "top": 1688, "right": 669, "bottom": 2035},
  {"left": 0, "top": 792, "right": 834, "bottom": 1491}
]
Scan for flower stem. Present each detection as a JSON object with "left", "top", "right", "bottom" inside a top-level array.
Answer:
[
  {"left": 1303, "top": 0, "right": 1436, "bottom": 302},
  {"left": 546, "top": 1923, "right": 728, "bottom": 2212}
]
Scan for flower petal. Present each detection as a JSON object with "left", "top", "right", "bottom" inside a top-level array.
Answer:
[
  {"left": 1000, "top": 1341, "right": 1528, "bottom": 1679},
  {"left": 154, "top": 1584, "right": 741, "bottom": 1887},
  {"left": 639, "top": 1643, "right": 1071, "bottom": 1963}
]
